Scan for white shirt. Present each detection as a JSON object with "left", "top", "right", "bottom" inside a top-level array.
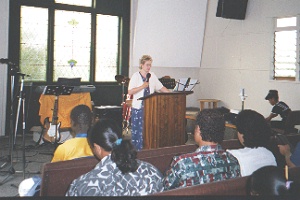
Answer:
[
  {"left": 227, "top": 147, "right": 277, "bottom": 176},
  {"left": 128, "top": 71, "right": 163, "bottom": 109}
]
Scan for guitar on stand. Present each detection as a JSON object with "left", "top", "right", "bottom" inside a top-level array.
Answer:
[
  {"left": 115, "top": 75, "right": 131, "bottom": 135},
  {"left": 122, "top": 94, "right": 132, "bottom": 135},
  {"left": 41, "top": 85, "right": 74, "bottom": 143},
  {"left": 43, "top": 95, "right": 61, "bottom": 143}
]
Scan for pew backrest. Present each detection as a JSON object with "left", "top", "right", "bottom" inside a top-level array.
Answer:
[
  {"left": 40, "top": 134, "right": 300, "bottom": 196},
  {"left": 40, "top": 156, "right": 98, "bottom": 196},
  {"left": 40, "top": 144, "right": 198, "bottom": 196},
  {"left": 153, "top": 166, "right": 300, "bottom": 196},
  {"left": 152, "top": 176, "right": 249, "bottom": 196}
]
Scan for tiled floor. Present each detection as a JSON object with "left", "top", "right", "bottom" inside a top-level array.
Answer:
[{"left": 0, "top": 134, "right": 55, "bottom": 197}]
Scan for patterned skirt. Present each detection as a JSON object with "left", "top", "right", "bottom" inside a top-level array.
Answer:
[{"left": 131, "top": 107, "right": 144, "bottom": 151}]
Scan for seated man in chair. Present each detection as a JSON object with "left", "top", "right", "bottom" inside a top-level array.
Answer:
[{"left": 163, "top": 109, "right": 241, "bottom": 190}]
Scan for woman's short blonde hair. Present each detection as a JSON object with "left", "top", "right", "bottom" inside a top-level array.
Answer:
[{"left": 139, "top": 55, "right": 152, "bottom": 69}]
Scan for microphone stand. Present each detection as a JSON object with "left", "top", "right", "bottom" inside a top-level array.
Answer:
[
  {"left": 0, "top": 70, "right": 30, "bottom": 186},
  {"left": 0, "top": 64, "right": 19, "bottom": 184},
  {"left": 239, "top": 88, "right": 247, "bottom": 111},
  {"left": 14, "top": 74, "right": 26, "bottom": 179}
]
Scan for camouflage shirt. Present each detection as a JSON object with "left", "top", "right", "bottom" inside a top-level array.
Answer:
[
  {"left": 163, "top": 144, "right": 241, "bottom": 190},
  {"left": 66, "top": 155, "right": 164, "bottom": 196}
]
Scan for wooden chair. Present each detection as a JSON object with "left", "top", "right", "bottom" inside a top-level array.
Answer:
[{"left": 197, "top": 99, "right": 220, "bottom": 111}]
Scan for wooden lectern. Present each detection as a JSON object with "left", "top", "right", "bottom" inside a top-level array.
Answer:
[{"left": 139, "top": 91, "right": 193, "bottom": 149}]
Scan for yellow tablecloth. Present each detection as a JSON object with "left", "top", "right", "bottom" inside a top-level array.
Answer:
[{"left": 39, "top": 92, "right": 92, "bottom": 128}]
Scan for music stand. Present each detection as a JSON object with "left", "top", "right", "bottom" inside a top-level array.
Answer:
[{"left": 173, "top": 78, "right": 199, "bottom": 92}]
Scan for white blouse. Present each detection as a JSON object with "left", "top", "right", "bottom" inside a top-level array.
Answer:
[
  {"left": 227, "top": 147, "right": 277, "bottom": 176},
  {"left": 128, "top": 71, "right": 163, "bottom": 109}
]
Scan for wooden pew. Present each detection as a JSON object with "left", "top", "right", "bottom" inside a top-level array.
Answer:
[
  {"left": 40, "top": 144, "right": 198, "bottom": 196},
  {"left": 153, "top": 166, "right": 300, "bottom": 196},
  {"left": 153, "top": 176, "right": 249, "bottom": 196},
  {"left": 40, "top": 156, "right": 98, "bottom": 196},
  {"left": 40, "top": 134, "right": 300, "bottom": 196}
]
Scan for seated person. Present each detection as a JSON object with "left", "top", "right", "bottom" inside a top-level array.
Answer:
[
  {"left": 278, "top": 142, "right": 300, "bottom": 168},
  {"left": 265, "top": 90, "right": 291, "bottom": 129},
  {"left": 51, "top": 104, "right": 94, "bottom": 162},
  {"left": 163, "top": 109, "right": 241, "bottom": 191},
  {"left": 66, "top": 118, "right": 164, "bottom": 196},
  {"left": 18, "top": 104, "right": 93, "bottom": 196},
  {"left": 227, "top": 109, "right": 277, "bottom": 176},
  {"left": 247, "top": 165, "right": 299, "bottom": 195}
]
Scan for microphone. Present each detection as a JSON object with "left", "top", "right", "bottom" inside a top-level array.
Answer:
[
  {"left": 0, "top": 58, "right": 16, "bottom": 65},
  {"left": 146, "top": 73, "right": 151, "bottom": 82},
  {"left": 16, "top": 72, "right": 30, "bottom": 77},
  {"left": 184, "top": 78, "right": 191, "bottom": 89}
]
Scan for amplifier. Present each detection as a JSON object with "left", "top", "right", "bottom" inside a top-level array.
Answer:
[{"left": 93, "top": 105, "right": 123, "bottom": 130}]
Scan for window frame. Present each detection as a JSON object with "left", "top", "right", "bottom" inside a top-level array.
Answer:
[
  {"left": 272, "top": 15, "right": 300, "bottom": 82},
  {"left": 8, "top": 0, "right": 130, "bottom": 85}
]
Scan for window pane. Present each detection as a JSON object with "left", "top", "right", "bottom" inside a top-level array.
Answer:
[
  {"left": 54, "top": 10, "right": 91, "bottom": 82},
  {"left": 95, "top": 15, "right": 119, "bottom": 82},
  {"left": 276, "top": 17, "right": 297, "bottom": 28},
  {"left": 55, "top": 0, "right": 92, "bottom": 7},
  {"left": 274, "top": 31, "right": 297, "bottom": 77},
  {"left": 20, "top": 6, "right": 48, "bottom": 81}
]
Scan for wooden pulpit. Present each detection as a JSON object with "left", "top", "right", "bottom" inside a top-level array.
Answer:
[{"left": 139, "top": 91, "right": 193, "bottom": 149}]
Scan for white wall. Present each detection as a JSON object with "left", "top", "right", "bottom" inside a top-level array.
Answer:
[
  {"left": 131, "top": 0, "right": 300, "bottom": 116},
  {"left": 130, "top": 0, "right": 207, "bottom": 107},
  {"left": 0, "top": 0, "right": 9, "bottom": 136},
  {"left": 200, "top": 0, "right": 300, "bottom": 117},
  {"left": 132, "top": 0, "right": 207, "bottom": 68}
]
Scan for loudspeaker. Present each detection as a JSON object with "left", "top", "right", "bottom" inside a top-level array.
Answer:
[{"left": 216, "top": 0, "right": 248, "bottom": 20}]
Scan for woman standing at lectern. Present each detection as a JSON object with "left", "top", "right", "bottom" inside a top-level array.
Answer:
[{"left": 128, "top": 55, "right": 169, "bottom": 151}]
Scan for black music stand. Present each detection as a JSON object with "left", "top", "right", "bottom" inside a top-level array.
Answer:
[{"left": 173, "top": 78, "right": 199, "bottom": 92}]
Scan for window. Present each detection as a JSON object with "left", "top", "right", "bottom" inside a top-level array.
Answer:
[
  {"left": 10, "top": 0, "right": 130, "bottom": 83},
  {"left": 273, "top": 16, "right": 299, "bottom": 81},
  {"left": 95, "top": 14, "right": 120, "bottom": 81},
  {"left": 20, "top": 6, "right": 48, "bottom": 82},
  {"left": 55, "top": 0, "right": 92, "bottom": 7},
  {"left": 53, "top": 10, "right": 92, "bottom": 82}
]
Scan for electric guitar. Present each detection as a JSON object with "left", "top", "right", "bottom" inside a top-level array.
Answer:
[{"left": 42, "top": 95, "right": 61, "bottom": 143}]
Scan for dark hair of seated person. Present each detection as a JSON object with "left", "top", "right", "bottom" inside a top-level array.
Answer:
[
  {"left": 247, "top": 166, "right": 288, "bottom": 195},
  {"left": 247, "top": 165, "right": 300, "bottom": 196},
  {"left": 70, "top": 104, "right": 92, "bottom": 133},
  {"left": 236, "top": 109, "right": 272, "bottom": 148},
  {"left": 196, "top": 108, "right": 225, "bottom": 143},
  {"left": 87, "top": 118, "right": 139, "bottom": 174}
]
